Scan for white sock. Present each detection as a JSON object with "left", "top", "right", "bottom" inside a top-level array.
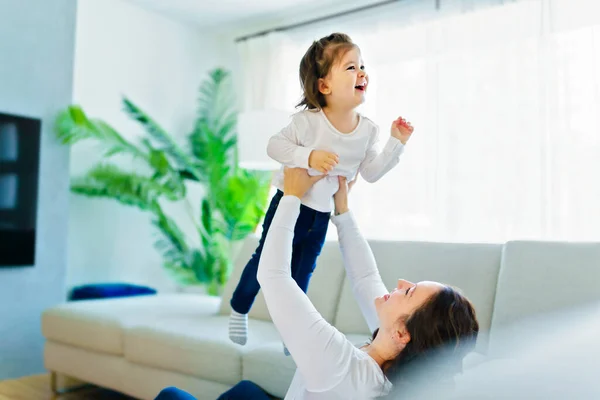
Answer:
[{"left": 229, "top": 310, "right": 248, "bottom": 346}]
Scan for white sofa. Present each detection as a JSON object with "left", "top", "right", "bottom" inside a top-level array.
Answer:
[{"left": 41, "top": 237, "right": 600, "bottom": 400}]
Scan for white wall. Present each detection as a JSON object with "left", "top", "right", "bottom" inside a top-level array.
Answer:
[
  {"left": 67, "top": 0, "right": 224, "bottom": 292},
  {"left": 0, "top": 0, "right": 77, "bottom": 379}
]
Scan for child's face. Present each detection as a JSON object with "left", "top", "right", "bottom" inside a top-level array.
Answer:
[{"left": 319, "top": 47, "right": 368, "bottom": 110}]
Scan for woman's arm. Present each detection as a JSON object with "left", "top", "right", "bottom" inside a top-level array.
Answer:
[
  {"left": 331, "top": 177, "right": 388, "bottom": 333},
  {"left": 256, "top": 176, "right": 356, "bottom": 392}
]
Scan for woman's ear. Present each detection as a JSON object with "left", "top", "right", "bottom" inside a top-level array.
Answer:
[
  {"left": 396, "top": 326, "right": 411, "bottom": 347},
  {"left": 318, "top": 78, "right": 331, "bottom": 95}
]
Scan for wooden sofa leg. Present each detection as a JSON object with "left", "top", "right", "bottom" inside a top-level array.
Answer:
[
  {"left": 50, "top": 371, "right": 57, "bottom": 393},
  {"left": 50, "top": 371, "right": 91, "bottom": 395}
]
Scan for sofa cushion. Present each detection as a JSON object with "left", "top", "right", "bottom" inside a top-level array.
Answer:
[
  {"left": 219, "top": 236, "right": 346, "bottom": 324},
  {"left": 241, "top": 342, "right": 298, "bottom": 398},
  {"left": 125, "top": 315, "right": 282, "bottom": 385},
  {"left": 333, "top": 241, "right": 502, "bottom": 354},
  {"left": 41, "top": 294, "right": 219, "bottom": 355},
  {"left": 489, "top": 241, "right": 600, "bottom": 351}
]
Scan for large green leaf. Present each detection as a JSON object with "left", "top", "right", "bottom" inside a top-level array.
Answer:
[
  {"left": 191, "top": 69, "right": 237, "bottom": 169},
  {"left": 70, "top": 163, "right": 180, "bottom": 209},
  {"left": 122, "top": 97, "right": 203, "bottom": 182},
  {"left": 140, "top": 140, "right": 187, "bottom": 198},
  {"left": 197, "top": 199, "right": 218, "bottom": 281},
  {"left": 55, "top": 105, "right": 146, "bottom": 159},
  {"left": 196, "top": 69, "right": 236, "bottom": 133},
  {"left": 148, "top": 148, "right": 171, "bottom": 176},
  {"left": 200, "top": 199, "right": 213, "bottom": 238},
  {"left": 216, "top": 169, "right": 271, "bottom": 241},
  {"left": 152, "top": 207, "right": 189, "bottom": 265},
  {"left": 189, "top": 120, "right": 237, "bottom": 193}
]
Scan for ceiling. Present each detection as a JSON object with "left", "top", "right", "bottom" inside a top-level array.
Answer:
[{"left": 126, "top": 0, "right": 385, "bottom": 33}]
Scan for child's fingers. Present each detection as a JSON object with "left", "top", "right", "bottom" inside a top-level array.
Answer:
[
  {"left": 322, "top": 160, "right": 336, "bottom": 170},
  {"left": 326, "top": 158, "right": 339, "bottom": 167},
  {"left": 393, "top": 119, "right": 406, "bottom": 129},
  {"left": 394, "top": 116, "right": 411, "bottom": 126},
  {"left": 327, "top": 153, "right": 340, "bottom": 163}
]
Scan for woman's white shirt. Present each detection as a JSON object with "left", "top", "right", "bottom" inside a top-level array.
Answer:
[{"left": 256, "top": 196, "right": 391, "bottom": 399}]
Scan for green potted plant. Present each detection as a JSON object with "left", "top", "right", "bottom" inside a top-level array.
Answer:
[{"left": 56, "top": 68, "right": 271, "bottom": 295}]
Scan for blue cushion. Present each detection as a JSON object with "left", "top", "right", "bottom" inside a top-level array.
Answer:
[{"left": 69, "top": 283, "right": 157, "bottom": 301}]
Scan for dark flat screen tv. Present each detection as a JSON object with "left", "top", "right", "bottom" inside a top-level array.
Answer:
[{"left": 0, "top": 112, "right": 41, "bottom": 267}]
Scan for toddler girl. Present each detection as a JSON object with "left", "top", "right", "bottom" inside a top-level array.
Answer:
[{"left": 228, "top": 33, "right": 414, "bottom": 353}]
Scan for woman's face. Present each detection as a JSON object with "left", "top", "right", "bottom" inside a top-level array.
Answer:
[{"left": 375, "top": 280, "right": 444, "bottom": 329}]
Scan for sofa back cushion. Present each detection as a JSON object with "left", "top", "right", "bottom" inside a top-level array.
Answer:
[
  {"left": 333, "top": 241, "right": 502, "bottom": 353},
  {"left": 219, "top": 235, "right": 346, "bottom": 323},
  {"left": 489, "top": 241, "right": 600, "bottom": 351}
]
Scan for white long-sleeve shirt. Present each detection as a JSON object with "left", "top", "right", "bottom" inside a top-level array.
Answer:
[
  {"left": 256, "top": 196, "right": 392, "bottom": 400},
  {"left": 267, "top": 110, "right": 404, "bottom": 212}
]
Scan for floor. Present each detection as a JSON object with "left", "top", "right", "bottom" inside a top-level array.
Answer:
[{"left": 0, "top": 374, "right": 136, "bottom": 400}]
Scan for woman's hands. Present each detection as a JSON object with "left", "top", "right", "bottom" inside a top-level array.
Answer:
[
  {"left": 333, "top": 176, "right": 357, "bottom": 216},
  {"left": 283, "top": 167, "right": 325, "bottom": 199},
  {"left": 283, "top": 168, "right": 356, "bottom": 215}
]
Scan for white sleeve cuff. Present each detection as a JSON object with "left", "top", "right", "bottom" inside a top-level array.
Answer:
[
  {"left": 293, "top": 146, "right": 314, "bottom": 169},
  {"left": 331, "top": 210, "right": 355, "bottom": 226},
  {"left": 382, "top": 136, "right": 405, "bottom": 155}
]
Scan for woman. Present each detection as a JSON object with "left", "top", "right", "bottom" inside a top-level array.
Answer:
[{"left": 156, "top": 168, "right": 479, "bottom": 400}]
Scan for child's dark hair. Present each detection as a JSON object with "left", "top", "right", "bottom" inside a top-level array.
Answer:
[{"left": 296, "top": 33, "right": 356, "bottom": 110}]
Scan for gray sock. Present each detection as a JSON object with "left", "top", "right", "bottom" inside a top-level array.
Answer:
[{"left": 229, "top": 310, "right": 248, "bottom": 346}]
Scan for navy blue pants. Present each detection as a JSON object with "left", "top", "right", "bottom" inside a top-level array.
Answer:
[
  {"left": 230, "top": 190, "right": 330, "bottom": 314},
  {"left": 155, "top": 381, "right": 272, "bottom": 400}
]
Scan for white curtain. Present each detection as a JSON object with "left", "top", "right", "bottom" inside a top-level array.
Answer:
[
  {"left": 236, "top": 32, "right": 300, "bottom": 112},
  {"left": 238, "top": 0, "right": 600, "bottom": 243}
]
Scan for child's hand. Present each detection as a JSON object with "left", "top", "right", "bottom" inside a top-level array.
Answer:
[
  {"left": 391, "top": 116, "right": 414, "bottom": 145},
  {"left": 309, "top": 150, "right": 339, "bottom": 173}
]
